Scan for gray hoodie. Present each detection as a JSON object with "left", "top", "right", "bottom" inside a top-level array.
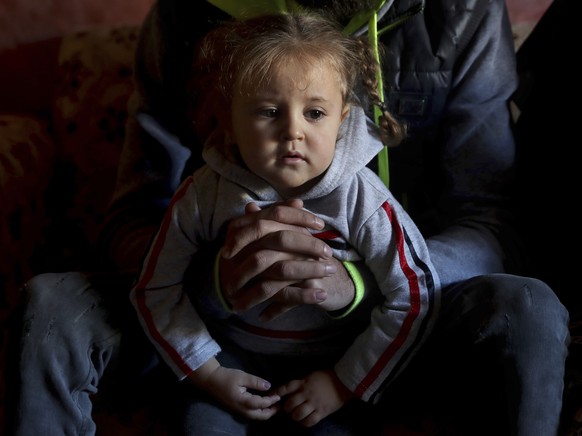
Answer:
[{"left": 131, "top": 107, "right": 440, "bottom": 403}]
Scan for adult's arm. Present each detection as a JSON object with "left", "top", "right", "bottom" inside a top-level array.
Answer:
[
  {"left": 379, "top": 0, "right": 524, "bottom": 287},
  {"left": 99, "top": 2, "right": 203, "bottom": 274}
]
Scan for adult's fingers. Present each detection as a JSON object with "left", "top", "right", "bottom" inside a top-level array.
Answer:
[
  {"left": 221, "top": 232, "right": 334, "bottom": 294},
  {"left": 236, "top": 281, "right": 329, "bottom": 316},
  {"left": 228, "top": 263, "right": 339, "bottom": 313},
  {"left": 223, "top": 202, "right": 325, "bottom": 258},
  {"left": 257, "top": 287, "right": 327, "bottom": 321}
]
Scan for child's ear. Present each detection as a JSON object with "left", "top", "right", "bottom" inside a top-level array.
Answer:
[{"left": 341, "top": 105, "right": 350, "bottom": 122}]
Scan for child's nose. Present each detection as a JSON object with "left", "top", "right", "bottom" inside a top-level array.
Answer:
[{"left": 280, "top": 116, "right": 305, "bottom": 141}]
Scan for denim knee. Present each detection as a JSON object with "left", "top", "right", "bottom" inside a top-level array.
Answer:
[{"left": 473, "top": 274, "right": 570, "bottom": 347}]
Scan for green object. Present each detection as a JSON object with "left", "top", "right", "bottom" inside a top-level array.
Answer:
[
  {"left": 369, "top": 1, "right": 390, "bottom": 189},
  {"left": 207, "top": 0, "right": 301, "bottom": 18},
  {"left": 325, "top": 261, "right": 366, "bottom": 319}
]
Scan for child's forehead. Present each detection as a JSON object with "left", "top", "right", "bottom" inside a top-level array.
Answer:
[
  {"left": 233, "top": 63, "right": 345, "bottom": 107},
  {"left": 237, "top": 56, "right": 342, "bottom": 92},
  {"left": 272, "top": 57, "right": 336, "bottom": 79}
]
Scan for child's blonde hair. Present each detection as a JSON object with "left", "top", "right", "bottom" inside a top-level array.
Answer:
[{"left": 188, "top": 12, "right": 405, "bottom": 147}]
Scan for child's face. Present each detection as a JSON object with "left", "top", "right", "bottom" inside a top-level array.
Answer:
[{"left": 229, "top": 59, "right": 349, "bottom": 198}]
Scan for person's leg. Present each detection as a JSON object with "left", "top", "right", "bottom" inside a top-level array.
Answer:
[
  {"left": 7, "top": 272, "right": 126, "bottom": 436},
  {"left": 432, "top": 274, "right": 569, "bottom": 435},
  {"left": 252, "top": 400, "right": 383, "bottom": 436},
  {"left": 176, "top": 390, "right": 250, "bottom": 436}
]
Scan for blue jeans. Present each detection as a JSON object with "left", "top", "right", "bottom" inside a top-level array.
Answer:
[{"left": 7, "top": 272, "right": 570, "bottom": 435}]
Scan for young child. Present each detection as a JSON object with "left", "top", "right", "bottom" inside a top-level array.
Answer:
[{"left": 131, "top": 11, "right": 440, "bottom": 434}]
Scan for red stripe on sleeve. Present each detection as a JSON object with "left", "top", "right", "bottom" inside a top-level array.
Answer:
[
  {"left": 313, "top": 229, "right": 341, "bottom": 240},
  {"left": 133, "top": 177, "right": 194, "bottom": 375},
  {"left": 355, "top": 201, "right": 422, "bottom": 397}
]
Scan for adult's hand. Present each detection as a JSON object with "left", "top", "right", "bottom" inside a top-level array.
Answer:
[{"left": 220, "top": 199, "right": 355, "bottom": 319}]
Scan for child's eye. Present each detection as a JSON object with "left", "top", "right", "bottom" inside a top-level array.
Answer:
[
  {"left": 259, "top": 108, "right": 278, "bottom": 118},
  {"left": 306, "top": 109, "right": 325, "bottom": 120}
]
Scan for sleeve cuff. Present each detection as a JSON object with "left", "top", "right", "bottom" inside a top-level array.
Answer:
[{"left": 327, "top": 261, "right": 365, "bottom": 319}]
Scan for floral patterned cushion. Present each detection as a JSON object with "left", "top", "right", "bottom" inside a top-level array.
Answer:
[
  {"left": 51, "top": 25, "right": 139, "bottom": 249},
  {"left": 0, "top": 26, "right": 139, "bottom": 307},
  {"left": 0, "top": 115, "right": 56, "bottom": 308}
]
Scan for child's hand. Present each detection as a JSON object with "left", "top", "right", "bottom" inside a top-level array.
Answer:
[
  {"left": 187, "top": 358, "right": 280, "bottom": 420},
  {"left": 274, "top": 369, "right": 353, "bottom": 427}
]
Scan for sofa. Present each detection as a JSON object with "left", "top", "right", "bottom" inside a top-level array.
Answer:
[{"left": 1, "top": 18, "right": 582, "bottom": 435}]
